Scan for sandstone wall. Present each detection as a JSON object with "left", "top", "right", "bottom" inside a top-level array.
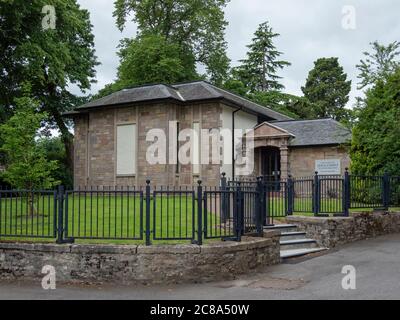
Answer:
[
  {"left": 289, "top": 145, "right": 350, "bottom": 177},
  {"left": 287, "top": 212, "right": 400, "bottom": 248},
  {"left": 0, "top": 231, "right": 280, "bottom": 285}
]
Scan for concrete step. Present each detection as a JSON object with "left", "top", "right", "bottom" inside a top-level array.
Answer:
[
  {"left": 280, "top": 231, "right": 307, "bottom": 241},
  {"left": 280, "top": 238, "right": 318, "bottom": 250},
  {"left": 280, "top": 247, "right": 328, "bottom": 260},
  {"left": 264, "top": 224, "right": 298, "bottom": 233}
]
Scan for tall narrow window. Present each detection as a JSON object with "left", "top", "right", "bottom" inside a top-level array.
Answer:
[
  {"left": 117, "top": 124, "right": 136, "bottom": 175},
  {"left": 192, "top": 122, "right": 200, "bottom": 175}
]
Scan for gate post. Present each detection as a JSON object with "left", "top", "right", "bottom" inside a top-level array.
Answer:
[
  {"left": 383, "top": 172, "right": 390, "bottom": 210},
  {"left": 56, "top": 185, "right": 65, "bottom": 244},
  {"left": 313, "top": 172, "right": 320, "bottom": 217},
  {"left": 220, "top": 172, "right": 228, "bottom": 223},
  {"left": 234, "top": 182, "right": 243, "bottom": 241},
  {"left": 56, "top": 185, "right": 74, "bottom": 244},
  {"left": 255, "top": 177, "right": 263, "bottom": 236},
  {"left": 287, "top": 175, "right": 294, "bottom": 216},
  {"left": 258, "top": 177, "right": 267, "bottom": 226},
  {"left": 343, "top": 169, "right": 350, "bottom": 217},
  {"left": 196, "top": 180, "right": 203, "bottom": 245},
  {"left": 145, "top": 179, "right": 151, "bottom": 246}
]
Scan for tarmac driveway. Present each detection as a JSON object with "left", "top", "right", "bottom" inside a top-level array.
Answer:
[{"left": 1, "top": 233, "right": 400, "bottom": 300}]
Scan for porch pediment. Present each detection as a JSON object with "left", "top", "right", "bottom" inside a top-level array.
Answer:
[{"left": 252, "top": 122, "right": 295, "bottom": 140}]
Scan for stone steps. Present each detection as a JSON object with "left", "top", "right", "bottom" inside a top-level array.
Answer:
[
  {"left": 279, "top": 231, "right": 307, "bottom": 240},
  {"left": 264, "top": 224, "right": 327, "bottom": 261},
  {"left": 280, "top": 248, "right": 328, "bottom": 259},
  {"left": 280, "top": 238, "right": 318, "bottom": 250},
  {"left": 264, "top": 224, "right": 298, "bottom": 233}
]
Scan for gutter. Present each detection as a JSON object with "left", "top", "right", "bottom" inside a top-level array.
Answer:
[{"left": 232, "top": 107, "right": 242, "bottom": 178}]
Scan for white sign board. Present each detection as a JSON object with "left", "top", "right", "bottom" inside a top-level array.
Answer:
[{"left": 315, "top": 159, "right": 341, "bottom": 175}]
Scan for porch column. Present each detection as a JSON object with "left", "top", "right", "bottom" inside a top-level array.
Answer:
[{"left": 280, "top": 147, "right": 289, "bottom": 180}]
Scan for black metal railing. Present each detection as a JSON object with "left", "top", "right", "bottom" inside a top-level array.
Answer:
[
  {"left": 264, "top": 180, "right": 288, "bottom": 225},
  {"left": 203, "top": 188, "right": 238, "bottom": 241},
  {"left": 0, "top": 180, "right": 255, "bottom": 245},
  {"left": 0, "top": 171, "right": 399, "bottom": 244},
  {"left": 0, "top": 189, "right": 57, "bottom": 239},
  {"left": 390, "top": 176, "right": 400, "bottom": 207},
  {"left": 292, "top": 177, "right": 314, "bottom": 214},
  {"left": 349, "top": 175, "right": 384, "bottom": 209},
  {"left": 64, "top": 187, "right": 144, "bottom": 241},
  {"left": 152, "top": 187, "right": 195, "bottom": 242}
]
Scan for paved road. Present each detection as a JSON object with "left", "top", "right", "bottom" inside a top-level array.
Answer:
[{"left": 1, "top": 234, "right": 400, "bottom": 300}]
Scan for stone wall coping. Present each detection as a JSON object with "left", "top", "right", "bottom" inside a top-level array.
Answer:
[
  {"left": 286, "top": 211, "right": 400, "bottom": 249},
  {"left": 137, "top": 244, "right": 200, "bottom": 254},
  {"left": 0, "top": 242, "right": 72, "bottom": 253},
  {"left": 0, "top": 236, "right": 277, "bottom": 255},
  {"left": 287, "top": 212, "right": 400, "bottom": 225},
  {"left": 287, "top": 216, "right": 352, "bottom": 225}
]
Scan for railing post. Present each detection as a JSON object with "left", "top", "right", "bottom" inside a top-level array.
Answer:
[
  {"left": 237, "top": 181, "right": 243, "bottom": 240},
  {"left": 343, "top": 168, "right": 350, "bottom": 217},
  {"left": 56, "top": 185, "right": 64, "bottom": 244},
  {"left": 258, "top": 177, "right": 265, "bottom": 226},
  {"left": 145, "top": 179, "right": 151, "bottom": 246},
  {"left": 313, "top": 172, "right": 320, "bottom": 216},
  {"left": 220, "top": 172, "right": 227, "bottom": 223},
  {"left": 287, "top": 175, "right": 294, "bottom": 216},
  {"left": 255, "top": 177, "right": 263, "bottom": 236},
  {"left": 197, "top": 180, "right": 203, "bottom": 246},
  {"left": 383, "top": 172, "right": 390, "bottom": 210}
]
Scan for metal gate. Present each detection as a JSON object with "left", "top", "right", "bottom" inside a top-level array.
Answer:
[
  {"left": 318, "top": 176, "right": 345, "bottom": 216},
  {"left": 263, "top": 180, "right": 288, "bottom": 225}
]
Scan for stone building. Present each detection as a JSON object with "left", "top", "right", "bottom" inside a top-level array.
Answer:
[{"left": 65, "top": 81, "right": 351, "bottom": 188}]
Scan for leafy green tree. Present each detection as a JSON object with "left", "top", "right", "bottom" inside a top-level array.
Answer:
[
  {"left": 223, "top": 78, "right": 249, "bottom": 97},
  {"left": 357, "top": 41, "right": 400, "bottom": 89},
  {"left": 96, "top": 34, "right": 200, "bottom": 98},
  {"left": 0, "top": 0, "right": 98, "bottom": 171},
  {"left": 249, "top": 91, "right": 300, "bottom": 119},
  {"left": 113, "top": 0, "right": 230, "bottom": 85},
  {"left": 118, "top": 34, "right": 198, "bottom": 85},
  {"left": 0, "top": 95, "right": 60, "bottom": 192},
  {"left": 223, "top": 76, "right": 314, "bottom": 119},
  {"left": 301, "top": 57, "right": 352, "bottom": 121},
  {"left": 350, "top": 68, "right": 400, "bottom": 175},
  {"left": 38, "top": 137, "right": 73, "bottom": 189},
  {"left": 237, "top": 21, "right": 291, "bottom": 92}
]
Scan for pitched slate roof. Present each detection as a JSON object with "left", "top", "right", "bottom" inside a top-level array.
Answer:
[
  {"left": 272, "top": 119, "right": 352, "bottom": 147},
  {"left": 74, "top": 81, "right": 292, "bottom": 121}
]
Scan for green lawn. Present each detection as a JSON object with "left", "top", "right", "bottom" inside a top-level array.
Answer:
[
  {"left": 0, "top": 192, "right": 398, "bottom": 244},
  {"left": 0, "top": 192, "right": 225, "bottom": 245}
]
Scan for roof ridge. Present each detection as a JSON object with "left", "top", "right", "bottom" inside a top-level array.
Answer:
[
  {"left": 208, "top": 84, "right": 292, "bottom": 120},
  {"left": 159, "top": 84, "right": 179, "bottom": 100},
  {"left": 198, "top": 82, "right": 223, "bottom": 97},
  {"left": 272, "top": 118, "right": 334, "bottom": 123}
]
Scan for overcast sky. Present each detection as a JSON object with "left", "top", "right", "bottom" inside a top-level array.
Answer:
[{"left": 76, "top": 0, "right": 400, "bottom": 109}]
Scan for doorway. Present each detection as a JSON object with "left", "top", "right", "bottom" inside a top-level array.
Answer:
[{"left": 260, "top": 146, "right": 281, "bottom": 181}]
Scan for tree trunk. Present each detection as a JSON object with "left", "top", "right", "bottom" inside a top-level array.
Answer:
[
  {"left": 43, "top": 68, "right": 74, "bottom": 176},
  {"left": 28, "top": 191, "right": 36, "bottom": 216},
  {"left": 53, "top": 111, "right": 74, "bottom": 173}
]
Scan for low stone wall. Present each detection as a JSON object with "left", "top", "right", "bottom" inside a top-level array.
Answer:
[
  {"left": 287, "top": 212, "right": 400, "bottom": 248},
  {"left": 0, "top": 231, "right": 280, "bottom": 285}
]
